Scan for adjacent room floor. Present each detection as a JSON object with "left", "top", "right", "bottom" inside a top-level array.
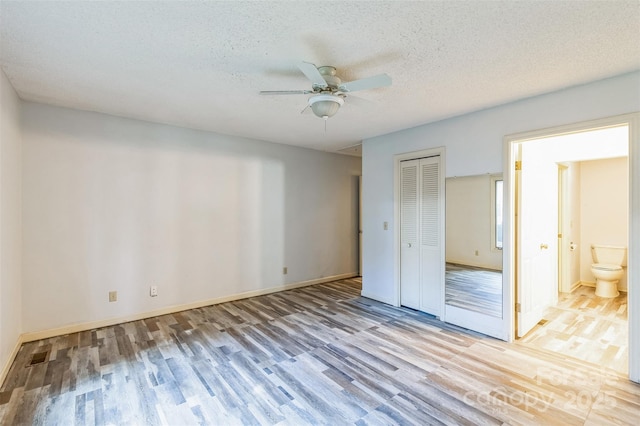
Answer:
[
  {"left": 518, "top": 286, "right": 628, "bottom": 375},
  {"left": 1, "top": 278, "right": 638, "bottom": 425},
  {"left": 445, "top": 263, "right": 502, "bottom": 318}
]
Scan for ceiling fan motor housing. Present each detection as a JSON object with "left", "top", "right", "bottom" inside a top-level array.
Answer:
[{"left": 316, "top": 66, "right": 341, "bottom": 90}]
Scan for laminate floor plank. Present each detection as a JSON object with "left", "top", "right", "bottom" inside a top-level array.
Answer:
[{"left": 2, "top": 277, "right": 638, "bottom": 425}]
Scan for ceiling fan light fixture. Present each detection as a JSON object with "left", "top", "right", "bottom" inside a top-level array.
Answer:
[{"left": 308, "top": 94, "right": 344, "bottom": 119}]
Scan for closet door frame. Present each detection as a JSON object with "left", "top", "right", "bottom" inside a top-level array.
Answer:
[{"left": 394, "top": 147, "right": 445, "bottom": 318}]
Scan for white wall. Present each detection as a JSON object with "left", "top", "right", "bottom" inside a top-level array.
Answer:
[
  {"left": 0, "top": 69, "right": 22, "bottom": 379},
  {"left": 580, "top": 157, "right": 629, "bottom": 290},
  {"left": 446, "top": 174, "right": 502, "bottom": 270},
  {"left": 21, "top": 102, "right": 361, "bottom": 333},
  {"left": 362, "top": 71, "right": 640, "bottom": 305}
]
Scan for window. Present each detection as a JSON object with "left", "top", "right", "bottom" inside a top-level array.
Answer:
[{"left": 491, "top": 175, "right": 503, "bottom": 250}]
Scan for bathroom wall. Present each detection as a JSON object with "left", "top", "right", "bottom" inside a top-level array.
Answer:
[{"left": 580, "top": 156, "right": 628, "bottom": 291}]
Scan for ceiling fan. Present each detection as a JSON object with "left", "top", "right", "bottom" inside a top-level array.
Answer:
[{"left": 260, "top": 62, "right": 392, "bottom": 120}]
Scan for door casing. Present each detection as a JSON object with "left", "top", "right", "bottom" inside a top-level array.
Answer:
[{"left": 504, "top": 112, "right": 640, "bottom": 382}]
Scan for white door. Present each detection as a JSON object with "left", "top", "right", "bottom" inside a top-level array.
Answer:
[
  {"left": 400, "top": 156, "right": 443, "bottom": 315},
  {"left": 400, "top": 160, "right": 420, "bottom": 309},
  {"left": 516, "top": 144, "right": 558, "bottom": 337},
  {"left": 558, "top": 165, "right": 573, "bottom": 293},
  {"left": 419, "top": 157, "right": 442, "bottom": 314}
]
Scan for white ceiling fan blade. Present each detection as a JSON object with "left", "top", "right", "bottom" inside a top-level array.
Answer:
[
  {"left": 260, "top": 90, "right": 313, "bottom": 95},
  {"left": 338, "top": 73, "right": 391, "bottom": 92},
  {"left": 298, "top": 61, "right": 328, "bottom": 89}
]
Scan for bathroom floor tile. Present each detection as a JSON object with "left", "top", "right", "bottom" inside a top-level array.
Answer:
[{"left": 519, "top": 286, "right": 628, "bottom": 374}]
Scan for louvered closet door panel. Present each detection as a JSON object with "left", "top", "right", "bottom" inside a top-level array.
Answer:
[
  {"left": 420, "top": 157, "right": 442, "bottom": 315},
  {"left": 421, "top": 161, "right": 439, "bottom": 247},
  {"left": 400, "top": 160, "right": 420, "bottom": 309}
]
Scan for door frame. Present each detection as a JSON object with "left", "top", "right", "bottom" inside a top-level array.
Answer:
[
  {"left": 393, "top": 147, "right": 445, "bottom": 318},
  {"left": 504, "top": 112, "right": 640, "bottom": 382},
  {"left": 358, "top": 175, "right": 363, "bottom": 276},
  {"left": 557, "top": 164, "right": 579, "bottom": 294}
]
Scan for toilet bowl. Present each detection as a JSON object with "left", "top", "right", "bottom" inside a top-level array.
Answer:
[
  {"left": 590, "top": 245, "right": 626, "bottom": 298},
  {"left": 590, "top": 264, "right": 623, "bottom": 297}
]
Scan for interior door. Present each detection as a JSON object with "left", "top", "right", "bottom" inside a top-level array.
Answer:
[
  {"left": 419, "top": 156, "right": 442, "bottom": 314},
  {"left": 400, "top": 160, "right": 420, "bottom": 309},
  {"left": 516, "top": 143, "right": 558, "bottom": 337},
  {"left": 400, "top": 156, "right": 443, "bottom": 315},
  {"left": 558, "top": 165, "right": 572, "bottom": 293}
]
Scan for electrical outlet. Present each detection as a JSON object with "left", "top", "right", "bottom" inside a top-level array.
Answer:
[
  {"left": 150, "top": 286, "right": 158, "bottom": 297},
  {"left": 475, "top": 250, "right": 479, "bottom": 256},
  {"left": 283, "top": 267, "right": 288, "bottom": 275},
  {"left": 109, "top": 291, "right": 117, "bottom": 302}
]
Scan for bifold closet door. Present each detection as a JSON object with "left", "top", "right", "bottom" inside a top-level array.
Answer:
[
  {"left": 400, "top": 156, "right": 442, "bottom": 316},
  {"left": 400, "top": 160, "right": 420, "bottom": 309}
]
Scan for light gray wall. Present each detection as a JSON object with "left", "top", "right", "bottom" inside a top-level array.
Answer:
[
  {"left": 0, "top": 69, "right": 22, "bottom": 378},
  {"left": 580, "top": 157, "right": 629, "bottom": 290},
  {"left": 362, "top": 71, "right": 639, "bottom": 304},
  {"left": 20, "top": 102, "right": 361, "bottom": 333}
]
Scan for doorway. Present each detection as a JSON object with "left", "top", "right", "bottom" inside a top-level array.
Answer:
[{"left": 506, "top": 114, "right": 638, "bottom": 379}]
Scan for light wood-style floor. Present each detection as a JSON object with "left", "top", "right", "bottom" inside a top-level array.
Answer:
[
  {"left": 445, "top": 263, "right": 502, "bottom": 318},
  {"left": 1, "top": 278, "right": 638, "bottom": 425},
  {"left": 519, "top": 285, "right": 629, "bottom": 375}
]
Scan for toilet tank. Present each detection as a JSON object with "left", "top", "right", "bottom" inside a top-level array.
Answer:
[{"left": 591, "top": 245, "right": 627, "bottom": 266}]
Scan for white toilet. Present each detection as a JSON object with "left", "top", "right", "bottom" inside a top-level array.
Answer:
[{"left": 590, "top": 244, "right": 626, "bottom": 298}]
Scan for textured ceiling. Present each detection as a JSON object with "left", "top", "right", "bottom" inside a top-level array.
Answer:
[{"left": 1, "top": 1, "right": 639, "bottom": 154}]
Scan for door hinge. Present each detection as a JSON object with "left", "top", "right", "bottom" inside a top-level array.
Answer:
[
  {"left": 516, "top": 303, "right": 522, "bottom": 313},
  {"left": 558, "top": 233, "right": 562, "bottom": 238},
  {"left": 515, "top": 160, "right": 522, "bottom": 171}
]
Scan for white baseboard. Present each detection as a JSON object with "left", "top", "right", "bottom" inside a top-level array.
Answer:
[
  {"left": 1, "top": 335, "right": 24, "bottom": 387},
  {"left": 20, "top": 272, "right": 358, "bottom": 343},
  {"left": 570, "top": 281, "right": 583, "bottom": 292},
  {"left": 577, "top": 280, "right": 627, "bottom": 293}
]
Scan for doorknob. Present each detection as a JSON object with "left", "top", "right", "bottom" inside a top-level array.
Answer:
[
  {"left": 404, "top": 243, "right": 412, "bottom": 248},
  {"left": 540, "top": 243, "right": 549, "bottom": 250}
]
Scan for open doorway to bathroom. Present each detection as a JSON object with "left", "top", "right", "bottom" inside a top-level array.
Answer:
[{"left": 514, "top": 124, "right": 630, "bottom": 375}]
